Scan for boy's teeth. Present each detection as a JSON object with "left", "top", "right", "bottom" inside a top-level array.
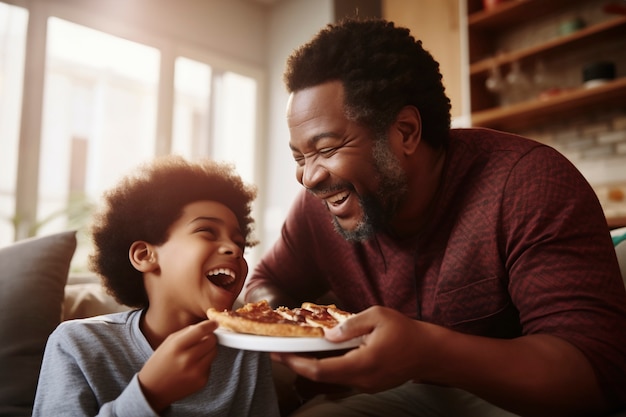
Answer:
[
  {"left": 206, "top": 268, "right": 236, "bottom": 287},
  {"left": 207, "top": 268, "right": 235, "bottom": 278}
]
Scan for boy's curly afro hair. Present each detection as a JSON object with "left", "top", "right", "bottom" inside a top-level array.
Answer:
[
  {"left": 88, "top": 155, "right": 257, "bottom": 308},
  {"left": 284, "top": 18, "right": 451, "bottom": 148}
]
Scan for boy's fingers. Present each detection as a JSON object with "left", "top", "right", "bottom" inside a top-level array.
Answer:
[{"left": 175, "top": 320, "right": 219, "bottom": 348}]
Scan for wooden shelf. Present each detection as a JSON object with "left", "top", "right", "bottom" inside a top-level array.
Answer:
[
  {"left": 470, "top": 16, "right": 626, "bottom": 75},
  {"left": 471, "top": 77, "right": 626, "bottom": 130},
  {"left": 468, "top": 0, "right": 577, "bottom": 29},
  {"left": 467, "top": 0, "right": 626, "bottom": 132}
]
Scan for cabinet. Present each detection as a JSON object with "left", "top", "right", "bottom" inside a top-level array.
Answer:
[{"left": 466, "top": 0, "right": 626, "bottom": 131}]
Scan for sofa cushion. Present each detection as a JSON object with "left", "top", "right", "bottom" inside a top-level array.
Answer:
[
  {"left": 0, "top": 231, "right": 76, "bottom": 416},
  {"left": 63, "top": 280, "right": 129, "bottom": 320}
]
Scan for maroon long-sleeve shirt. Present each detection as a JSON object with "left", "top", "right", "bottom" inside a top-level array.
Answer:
[{"left": 246, "top": 128, "right": 626, "bottom": 405}]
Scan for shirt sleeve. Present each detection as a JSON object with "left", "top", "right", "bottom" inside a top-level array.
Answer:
[
  {"left": 502, "top": 145, "right": 626, "bottom": 405},
  {"left": 33, "top": 327, "right": 158, "bottom": 417},
  {"left": 245, "top": 190, "right": 331, "bottom": 303}
]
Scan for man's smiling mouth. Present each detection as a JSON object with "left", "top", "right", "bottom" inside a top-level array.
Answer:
[
  {"left": 326, "top": 190, "right": 350, "bottom": 206},
  {"left": 206, "top": 268, "right": 237, "bottom": 288}
]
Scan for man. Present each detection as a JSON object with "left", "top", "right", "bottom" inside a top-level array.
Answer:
[{"left": 244, "top": 18, "right": 626, "bottom": 417}]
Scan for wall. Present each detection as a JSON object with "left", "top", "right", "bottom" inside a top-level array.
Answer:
[
  {"left": 258, "top": 0, "right": 334, "bottom": 254},
  {"left": 383, "top": 0, "right": 465, "bottom": 119}
]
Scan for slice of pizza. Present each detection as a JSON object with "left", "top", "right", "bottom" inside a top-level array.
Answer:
[
  {"left": 301, "top": 302, "right": 353, "bottom": 325},
  {"left": 276, "top": 302, "right": 351, "bottom": 329},
  {"left": 207, "top": 300, "right": 353, "bottom": 338}
]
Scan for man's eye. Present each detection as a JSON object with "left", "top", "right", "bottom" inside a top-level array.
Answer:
[
  {"left": 319, "top": 147, "right": 335, "bottom": 156},
  {"left": 293, "top": 155, "right": 305, "bottom": 166}
]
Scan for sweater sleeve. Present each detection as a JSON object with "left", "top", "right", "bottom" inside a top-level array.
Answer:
[
  {"left": 33, "top": 324, "right": 158, "bottom": 417},
  {"left": 97, "top": 375, "right": 157, "bottom": 417}
]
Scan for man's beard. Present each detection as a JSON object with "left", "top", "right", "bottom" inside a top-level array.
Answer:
[{"left": 331, "top": 137, "right": 408, "bottom": 242}]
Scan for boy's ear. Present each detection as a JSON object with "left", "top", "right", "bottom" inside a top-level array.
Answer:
[
  {"left": 129, "top": 241, "right": 158, "bottom": 272},
  {"left": 391, "top": 105, "right": 422, "bottom": 156}
]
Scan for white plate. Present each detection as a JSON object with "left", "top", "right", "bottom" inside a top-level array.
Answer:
[{"left": 214, "top": 328, "right": 362, "bottom": 352}]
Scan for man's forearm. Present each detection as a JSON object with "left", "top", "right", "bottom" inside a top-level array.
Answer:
[{"left": 424, "top": 331, "right": 608, "bottom": 417}]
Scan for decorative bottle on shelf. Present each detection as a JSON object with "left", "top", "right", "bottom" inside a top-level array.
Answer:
[
  {"left": 485, "top": 63, "right": 505, "bottom": 106},
  {"left": 505, "top": 60, "right": 531, "bottom": 105},
  {"left": 532, "top": 60, "right": 551, "bottom": 99}
]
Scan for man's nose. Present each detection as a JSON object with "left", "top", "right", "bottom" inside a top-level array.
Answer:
[{"left": 300, "top": 160, "right": 328, "bottom": 189}]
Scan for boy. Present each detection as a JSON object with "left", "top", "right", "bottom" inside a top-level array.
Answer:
[{"left": 34, "top": 155, "right": 279, "bottom": 416}]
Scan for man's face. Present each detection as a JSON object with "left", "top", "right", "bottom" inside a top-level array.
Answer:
[{"left": 287, "top": 81, "right": 407, "bottom": 241}]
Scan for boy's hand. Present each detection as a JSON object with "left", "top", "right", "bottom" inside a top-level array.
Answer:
[{"left": 138, "top": 320, "right": 219, "bottom": 413}]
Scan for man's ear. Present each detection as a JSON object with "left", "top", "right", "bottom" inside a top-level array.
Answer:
[
  {"left": 391, "top": 105, "right": 422, "bottom": 156},
  {"left": 129, "top": 241, "right": 158, "bottom": 272}
]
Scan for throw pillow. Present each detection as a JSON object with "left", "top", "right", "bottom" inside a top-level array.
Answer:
[
  {"left": 63, "top": 282, "right": 129, "bottom": 320},
  {"left": 0, "top": 231, "right": 76, "bottom": 416}
]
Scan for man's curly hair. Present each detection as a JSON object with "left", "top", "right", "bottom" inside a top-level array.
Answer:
[
  {"left": 284, "top": 18, "right": 451, "bottom": 148},
  {"left": 88, "top": 155, "right": 257, "bottom": 308}
]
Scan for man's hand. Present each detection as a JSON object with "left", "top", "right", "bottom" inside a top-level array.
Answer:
[
  {"left": 138, "top": 320, "right": 219, "bottom": 413},
  {"left": 272, "top": 306, "right": 427, "bottom": 393}
]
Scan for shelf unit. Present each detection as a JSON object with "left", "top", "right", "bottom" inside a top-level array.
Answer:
[
  {"left": 470, "top": 16, "right": 626, "bottom": 76},
  {"left": 467, "top": 0, "right": 574, "bottom": 28},
  {"left": 466, "top": 0, "right": 626, "bottom": 228},
  {"left": 466, "top": 0, "right": 626, "bottom": 131},
  {"left": 472, "top": 76, "right": 626, "bottom": 131}
]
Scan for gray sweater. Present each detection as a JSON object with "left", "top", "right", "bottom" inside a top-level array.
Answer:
[{"left": 33, "top": 310, "right": 279, "bottom": 416}]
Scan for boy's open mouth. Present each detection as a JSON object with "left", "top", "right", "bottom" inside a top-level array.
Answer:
[{"left": 206, "top": 268, "right": 236, "bottom": 288}]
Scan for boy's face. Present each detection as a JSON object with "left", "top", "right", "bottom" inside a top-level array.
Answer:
[{"left": 149, "top": 200, "right": 248, "bottom": 319}]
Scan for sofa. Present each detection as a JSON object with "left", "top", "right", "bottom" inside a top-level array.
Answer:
[
  {"left": 0, "top": 230, "right": 304, "bottom": 416},
  {"left": 1, "top": 229, "right": 625, "bottom": 416},
  {"left": 0, "top": 232, "right": 122, "bottom": 416}
]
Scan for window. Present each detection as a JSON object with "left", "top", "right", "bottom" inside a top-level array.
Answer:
[
  {"left": 173, "top": 58, "right": 258, "bottom": 183},
  {"left": 1, "top": 6, "right": 262, "bottom": 271},
  {"left": 38, "top": 17, "right": 160, "bottom": 231},
  {"left": 172, "top": 57, "right": 212, "bottom": 160},
  {"left": 35, "top": 18, "right": 160, "bottom": 267},
  {"left": 0, "top": 3, "right": 27, "bottom": 247},
  {"left": 211, "top": 71, "right": 257, "bottom": 184}
]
